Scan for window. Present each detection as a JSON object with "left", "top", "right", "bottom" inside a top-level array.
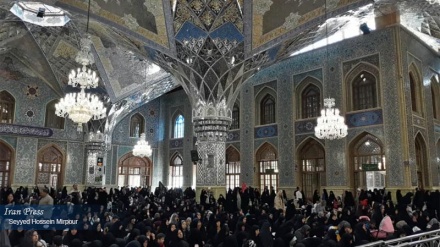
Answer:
[
  {"left": 130, "top": 113, "right": 145, "bottom": 138},
  {"left": 226, "top": 146, "right": 240, "bottom": 189},
  {"left": 301, "top": 84, "right": 321, "bottom": 118},
  {"left": 431, "top": 76, "right": 440, "bottom": 119},
  {"left": 299, "top": 139, "right": 325, "bottom": 199},
  {"left": 260, "top": 94, "right": 275, "bottom": 125},
  {"left": 345, "top": 64, "right": 380, "bottom": 112},
  {"left": 0, "top": 91, "right": 14, "bottom": 124},
  {"left": 415, "top": 134, "right": 429, "bottom": 189},
  {"left": 173, "top": 114, "right": 184, "bottom": 138},
  {"left": 45, "top": 99, "right": 65, "bottom": 129},
  {"left": 37, "top": 145, "right": 63, "bottom": 188},
  {"left": 351, "top": 133, "right": 386, "bottom": 191},
  {"left": 0, "top": 142, "right": 12, "bottom": 187},
  {"left": 352, "top": 72, "right": 377, "bottom": 111},
  {"left": 170, "top": 154, "right": 183, "bottom": 188},
  {"left": 256, "top": 143, "right": 278, "bottom": 192},
  {"left": 409, "top": 66, "right": 424, "bottom": 116},
  {"left": 230, "top": 104, "right": 240, "bottom": 129},
  {"left": 118, "top": 153, "right": 152, "bottom": 188}
]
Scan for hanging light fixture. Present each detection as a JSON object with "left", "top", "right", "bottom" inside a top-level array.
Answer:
[
  {"left": 315, "top": 98, "right": 347, "bottom": 140},
  {"left": 314, "top": 0, "right": 348, "bottom": 140},
  {"left": 133, "top": 133, "right": 152, "bottom": 158},
  {"left": 55, "top": 0, "right": 106, "bottom": 132},
  {"left": 55, "top": 89, "right": 106, "bottom": 132}
]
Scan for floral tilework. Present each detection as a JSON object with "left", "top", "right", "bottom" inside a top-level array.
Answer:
[
  {"left": 14, "top": 137, "right": 38, "bottom": 185},
  {"left": 65, "top": 142, "right": 85, "bottom": 184}
]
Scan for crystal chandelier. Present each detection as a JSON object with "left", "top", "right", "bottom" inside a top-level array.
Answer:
[
  {"left": 314, "top": 98, "right": 348, "bottom": 140},
  {"left": 56, "top": 89, "right": 106, "bottom": 131},
  {"left": 133, "top": 133, "right": 152, "bottom": 158},
  {"left": 55, "top": 36, "right": 106, "bottom": 132}
]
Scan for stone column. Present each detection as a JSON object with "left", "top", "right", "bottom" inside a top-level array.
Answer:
[{"left": 192, "top": 100, "right": 231, "bottom": 199}]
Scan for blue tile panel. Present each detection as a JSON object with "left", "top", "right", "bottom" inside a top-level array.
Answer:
[
  {"left": 254, "top": 124, "right": 278, "bottom": 138},
  {"left": 170, "top": 138, "right": 184, "bottom": 149},
  {"left": 227, "top": 130, "right": 240, "bottom": 142},
  {"left": 295, "top": 119, "right": 317, "bottom": 134},
  {"left": 346, "top": 109, "right": 383, "bottom": 128},
  {"left": 176, "top": 21, "right": 208, "bottom": 42},
  {"left": 210, "top": 22, "right": 244, "bottom": 42}
]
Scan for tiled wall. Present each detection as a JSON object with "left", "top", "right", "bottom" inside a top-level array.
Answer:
[
  {"left": 0, "top": 54, "right": 86, "bottom": 187},
  {"left": 3, "top": 25, "right": 440, "bottom": 190},
  {"left": 152, "top": 26, "right": 440, "bottom": 191}
]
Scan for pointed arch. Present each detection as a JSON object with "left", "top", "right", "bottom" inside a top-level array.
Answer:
[
  {"left": 36, "top": 144, "right": 65, "bottom": 188},
  {"left": 349, "top": 132, "right": 386, "bottom": 191},
  {"left": 255, "top": 87, "right": 277, "bottom": 125},
  {"left": 45, "top": 99, "right": 65, "bottom": 129},
  {"left": 415, "top": 133, "right": 430, "bottom": 189},
  {"left": 256, "top": 142, "right": 278, "bottom": 191},
  {"left": 0, "top": 90, "right": 15, "bottom": 124},
  {"left": 345, "top": 62, "right": 380, "bottom": 112},
  {"left": 118, "top": 152, "right": 152, "bottom": 188},
  {"left": 0, "top": 140, "right": 14, "bottom": 187},
  {"left": 226, "top": 145, "right": 240, "bottom": 189},
  {"left": 170, "top": 152, "right": 183, "bottom": 188},
  {"left": 297, "top": 137, "right": 325, "bottom": 199},
  {"left": 130, "top": 113, "right": 145, "bottom": 138},
  {"left": 296, "top": 76, "right": 322, "bottom": 119},
  {"left": 409, "top": 63, "right": 424, "bottom": 116},
  {"left": 172, "top": 111, "right": 185, "bottom": 139}
]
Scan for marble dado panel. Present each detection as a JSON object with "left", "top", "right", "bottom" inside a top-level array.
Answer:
[
  {"left": 226, "top": 130, "right": 240, "bottom": 142},
  {"left": 14, "top": 138, "right": 38, "bottom": 185},
  {"left": 413, "top": 115, "right": 427, "bottom": 129},
  {"left": 295, "top": 119, "right": 316, "bottom": 135},
  {"left": 346, "top": 109, "right": 383, "bottom": 128},
  {"left": 342, "top": 54, "right": 380, "bottom": 74},
  {"left": 170, "top": 138, "right": 184, "bottom": 149},
  {"left": 254, "top": 125, "right": 278, "bottom": 139}
]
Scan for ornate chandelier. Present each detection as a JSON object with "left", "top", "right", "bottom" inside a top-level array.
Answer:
[
  {"left": 55, "top": 89, "right": 106, "bottom": 131},
  {"left": 133, "top": 133, "right": 152, "bottom": 158},
  {"left": 314, "top": 98, "right": 348, "bottom": 140},
  {"left": 55, "top": 36, "right": 106, "bottom": 132}
]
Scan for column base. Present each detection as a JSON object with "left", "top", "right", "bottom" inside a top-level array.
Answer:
[{"left": 196, "top": 186, "right": 227, "bottom": 204}]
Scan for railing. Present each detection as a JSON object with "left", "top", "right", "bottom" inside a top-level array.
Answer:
[
  {"left": 357, "top": 229, "right": 440, "bottom": 247},
  {"left": 393, "top": 235, "right": 440, "bottom": 247}
]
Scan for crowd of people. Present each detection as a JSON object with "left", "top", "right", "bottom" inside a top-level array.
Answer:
[{"left": 0, "top": 184, "right": 439, "bottom": 247}]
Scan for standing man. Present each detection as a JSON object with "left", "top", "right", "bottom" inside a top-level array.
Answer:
[
  {"left": 70, "top": 184, "right": 82, "bottom": 204},
  {"left": 39, "top": 187, "right": 54, "bottom": 219},
  {"left": 295, "top": 187, "right": 304, "bottom": 207}
]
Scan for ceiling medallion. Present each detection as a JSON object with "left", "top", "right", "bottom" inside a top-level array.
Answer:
[{"left": 24, "top": 85, "right": 39, "bottom": 99}]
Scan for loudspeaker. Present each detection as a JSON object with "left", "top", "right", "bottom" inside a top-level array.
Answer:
[
  {"left": 37, "top": 8, "right": 45, "bottom": 18},
  {"left": 360, "top": 23, "right": 370, "bottom": 34},
  {"left": 190, "top": 150, "right": 200, "bottom": 162}
]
